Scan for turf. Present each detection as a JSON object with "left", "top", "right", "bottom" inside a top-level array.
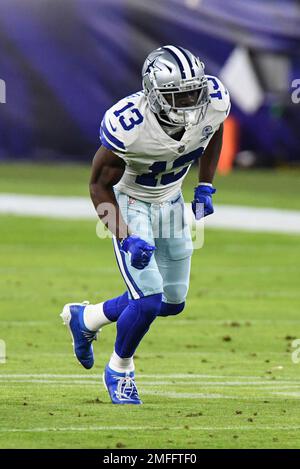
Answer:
[
  {"left": 0, "top": 213, "right": 300, "bottom": 449},
  {"left": 1, "top": 161, "right": 300, "bottom": 209}
]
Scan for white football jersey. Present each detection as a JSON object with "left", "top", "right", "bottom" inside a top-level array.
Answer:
[{"left": 100, "top": 75, "right": 230, "bottom": 203}]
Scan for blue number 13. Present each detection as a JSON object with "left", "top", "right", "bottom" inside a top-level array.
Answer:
[{"left": 114, "top": 102, "right": 144, "bottom": 131}]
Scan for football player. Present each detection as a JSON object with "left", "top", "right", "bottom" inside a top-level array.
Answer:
[{"left": 61, "top": 45, "right": 230, "bottom": 404}]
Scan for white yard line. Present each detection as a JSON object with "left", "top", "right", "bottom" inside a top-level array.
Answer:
[
  {"left": 1, "top": 373, "right": 299, "bottom": 380},
  {"left": 0, "top": 321, "right": 53, "bottom": 326},
  {"left": 1, "top": 374, "right": 299, "bottom": 400},
  {"left": 0, "top": 425, "right": 299, "bottom": 433},
  {"left": 1, "top": 374, "right": 300, "bottom": 398},
  {"left": 1, "top": 193, "right": 300, "bottom": 234},
  {"left": 203, "top": 205, "right": 300, "bottom": 234},
  {"left": 0, "top": 194, "right": 95, "bottom": 220},
  {"left": 1, "top": 377, "right": 299, "bottom": 386},
  {"left": 139, "top": 391, "right": 247, "bottom": 399},
  {"left": 272, "top": 392, "right": 300, "bottom": 397},
  {"left": 1, "top": 379, "right": 299, "bottom": 388}
]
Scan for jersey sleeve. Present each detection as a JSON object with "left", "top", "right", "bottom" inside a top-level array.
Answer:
[
  {"left": 206, "top": 75, "right": 231, "bottom": 122},
  {"left": 99, "top": 106, "right": 128, "bottom": 158}
]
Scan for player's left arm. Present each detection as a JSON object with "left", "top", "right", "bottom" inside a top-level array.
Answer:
[
  {"left": 198, "top": 123, "right": 223, "bottom": 184},
  {"left": 192, "top": 123, "right": 223, "bottom": 219}
]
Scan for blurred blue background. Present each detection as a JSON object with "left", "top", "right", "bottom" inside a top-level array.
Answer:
[{"left": 0, "top": 0, "right": 299, "bottom": 167}]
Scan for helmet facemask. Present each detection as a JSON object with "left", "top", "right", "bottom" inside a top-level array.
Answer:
[{"left": 153, "top": 77, "right": 209, "bottom": 126}]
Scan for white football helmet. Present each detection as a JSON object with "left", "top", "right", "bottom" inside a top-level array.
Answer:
[{"left": 142, "top": 45, "right": 209, "bottom": 127}]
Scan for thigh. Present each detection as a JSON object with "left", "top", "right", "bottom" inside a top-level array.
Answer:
[
  {"left": 113, "top": 191, "right": 163, "bottom": 299},
  {"left": 156, "top": 254, "right": 191, "bottom": 304},
  {"left": 154, "top": 196, "right": 193, "bottom": 304}
]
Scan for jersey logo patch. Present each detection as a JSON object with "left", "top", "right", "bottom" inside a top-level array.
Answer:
[
  {"left": 200, "top": 125, "right": 214, "bottom": 143},
  {"left": 202, "top": 125, "right": 213, "bottom": 137}
]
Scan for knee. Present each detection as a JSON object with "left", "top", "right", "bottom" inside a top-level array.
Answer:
[
  {"left": 159, "top": 301, "right": 185, "bottom": 317},
  {"left": 131, "top": 293, "right": 162, "bottom": 321},
  {"left": 163, "top": 283, "right": 188, "bottom": 305}
]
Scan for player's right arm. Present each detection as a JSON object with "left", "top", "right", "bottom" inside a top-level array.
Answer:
[
  {"left": 90, "top": 146, "right": 156, "bottom": 268},
  {"left": 89, "top": 145, "right": 129, "bottom": 241}
]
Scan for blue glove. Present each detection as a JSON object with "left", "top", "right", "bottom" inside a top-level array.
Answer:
[
  {"left": 121, "top": 235, "right": 156, "bottom": 270},
  {"left": 192, "top": 184, "right": 216, "bottom": 220}
]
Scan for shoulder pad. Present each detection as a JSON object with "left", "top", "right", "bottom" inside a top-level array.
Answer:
[
  {"left": 125, "top": 90, "right": 145, "bottom": 100},
  {"left": 100, "top": 109, "right": 127, "bottom": 154},
  {"left": 100, "top": 94, "right": 144, "bottom": 154},
  {"left": 206, "top": 75, "right": 230, "bottom": 113}
]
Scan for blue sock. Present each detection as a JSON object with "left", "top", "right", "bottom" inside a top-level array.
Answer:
[
  {"left": 103, "top": 292, "right": 185, "bottom": 321},
  {"left": 115, "top": 293, "right": 162, "bottom": 358},
  {"left": 159, "top": 302, "right": 185, "bottom": 316},
  {"left": 103, "top": 292, "right": 129, "bottom": 322}
]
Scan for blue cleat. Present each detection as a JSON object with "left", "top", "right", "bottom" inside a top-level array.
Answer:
[
  {"left": 103, "top": 365, "right": 142, "bottom": 404},
  {"left": 60, "top": 301, "right": 99, "bottom": 369}
]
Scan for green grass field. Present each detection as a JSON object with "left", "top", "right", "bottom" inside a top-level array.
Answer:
[
  {"left": 0, "top": 163, "right": 300, "bottom": 449},
  {"left": 1, "top": 162, "right": 300, "bottom": 209}
]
